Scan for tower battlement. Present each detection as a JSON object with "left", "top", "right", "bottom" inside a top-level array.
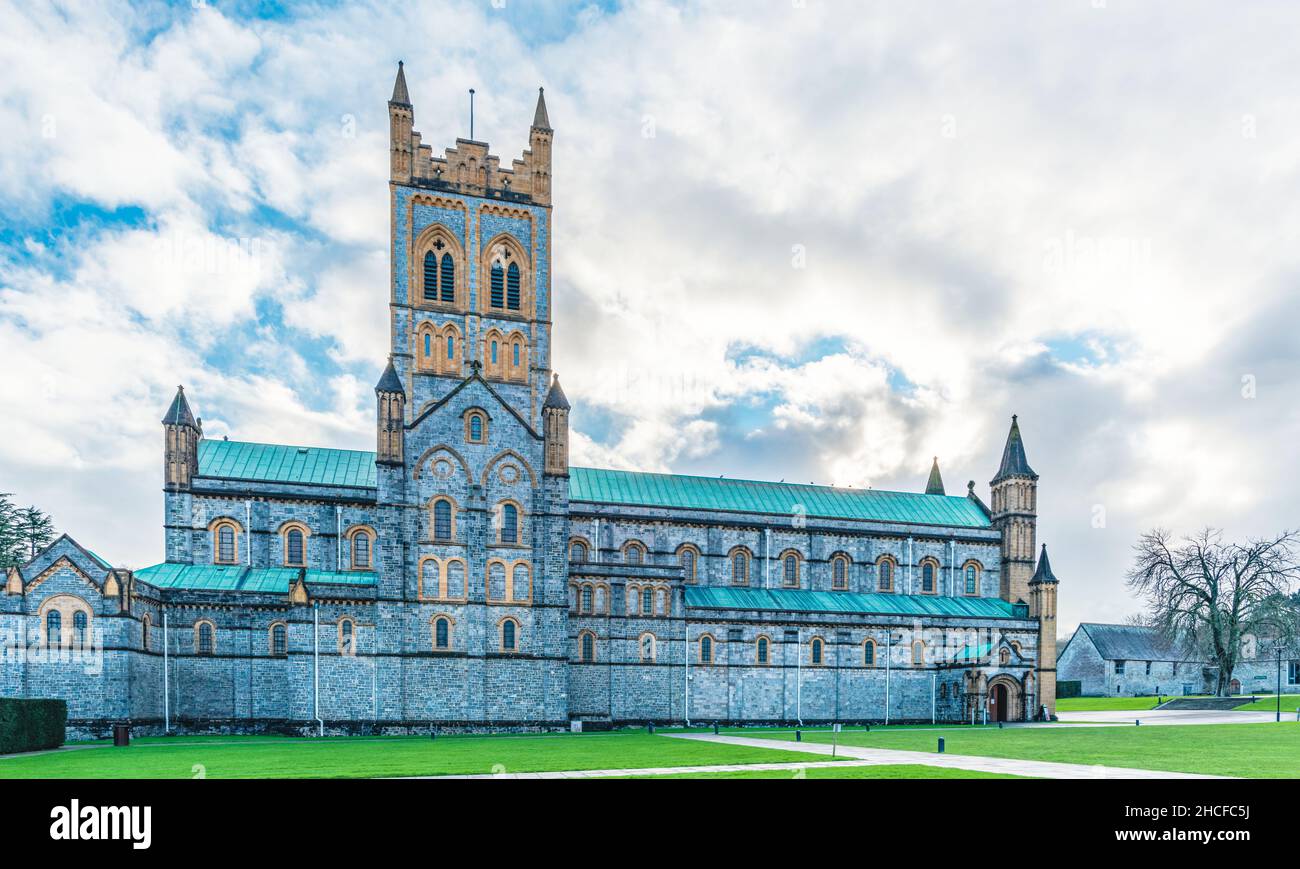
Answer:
[{"left": 389, "top": 62, "right": 552, "bottom": 205}]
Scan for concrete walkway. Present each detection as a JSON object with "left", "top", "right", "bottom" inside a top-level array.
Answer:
[
  {"left": 1056, "top": 709, "right": 1285, "bottom": 727},
  {"left": 417, "top": 759, "right": 904, "bottom": 779},
  {"left": 666, "top": 733, "right": 1228, "bottom": 779}
]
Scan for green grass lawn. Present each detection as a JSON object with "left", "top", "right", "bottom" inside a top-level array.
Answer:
[
  {"left": 751, "top": 722, "right": 1300, "bottom": 778},
  {"left": 1232, "top": 695, "right": 1300, "bottom": 713},
  {"left": 0, "top": 732, "right": 832, "bottom": 779},
  {"left": 1055, "top": 694, "right": 1300, "bottom": 713},
  {"left": 626, "top": 764, "right": 1028, "bottom": 780}
]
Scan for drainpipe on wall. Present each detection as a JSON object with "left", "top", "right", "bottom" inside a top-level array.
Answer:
[
  {"left": 885, "top": 632, "right": 892, "bottom": 726},
  {"left": 949, "top": 538, "right": 955, "bottom": 597},
  {"left": 765, "top": 528, "right": 772, "bottom": 588},
  {"left": 162, "top": 607, "right": 170, "bottom": 733},
  {"left": 683, "top": 620, "right": 691, "bottom": 727},
  {"left": 313, "top": 602, "right": 324, "bottom": 737},
  {"left": 931, "top": 672, "right": 937, "bottom": 724},
  {"left": 593, "top": 519, "right": 601, "bottom": 562},
  {"left": 796, "top": 629, "right": 803, "bottom": 727},
  {"left": 335, "top": 506, "right": 343, "bottom": 570},
  {"left": 245, "top": 500, "right": 252, "bottom": 565},
  {"left": 906, "top": 537, "right": 913, "bottom": 594}
]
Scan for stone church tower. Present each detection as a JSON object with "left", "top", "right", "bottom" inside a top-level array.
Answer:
[
  {"left": 373, "top": 62, "right": 570, "bottom": 723},
  {"left": 990, "top": 415, "right": 1038, "bottom": 604}
]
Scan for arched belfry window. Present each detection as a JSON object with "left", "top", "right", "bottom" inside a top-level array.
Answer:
[
  {"left": 439, "top": 252, "right": 455, "bottom": 303},
  {"left": 490, "top": 262, "right": 505, "bottom": 308},
  {"left": 507, "top": 262, "right": 521, "bottom": 310},
  {"left": 423, "top": 251, "right": 437, "bottom": 301}
]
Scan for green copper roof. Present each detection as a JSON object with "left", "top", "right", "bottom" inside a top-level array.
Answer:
[
  {"left": 685, "top": 586, "right": 1023, "bottom": 619},
  {"left": 198, "top": 439, "right": 377, "bottom": 488},
  {"left": 134, "top": 563, "right": 377, "bottom": 593},
  {"left": 304, "top": 570, "right": 381, "bottom": 587},
  {"left": 569, "top": 467, "right": 990, "bottom": 528}
]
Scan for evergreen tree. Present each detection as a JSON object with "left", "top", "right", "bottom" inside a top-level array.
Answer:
[
  {"left": 17, "top": 505, "right": 55, "bottom": 560},
  {"left": 0, "top": 494, "right": 57, "bottom": 568},
  {"left": 0, "top": 494, "right": 22, "bottom": 568}
]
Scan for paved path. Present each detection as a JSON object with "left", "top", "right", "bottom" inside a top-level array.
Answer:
[
  {"left": 415, "top": 759, "right": 889, "bottom": 779},
  {"left": 1056, "top": 709, "right": 1284, "bottom": 727},
  {"left": 665, "top": 733, "right": 1228, "bottom": 779}
]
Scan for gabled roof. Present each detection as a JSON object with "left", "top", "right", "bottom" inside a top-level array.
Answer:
[
  {"left": 409, "top": 369, "right": 541, "bottom": 439},
  {"left": 198, "top": 439, "right": 377, "bottom": 489},
  {"left": 993, "top": 415, "right": 1037, "bottom": 481},
  {"left": 569, "top": 467, "right": 992, "bottom": 529},
  {"left": 685, "top": 586, "right": 1025, "bottom": 620},
  {"left": 1075, "top": 623, "right": 1187, "bottom": 662},
  {"left": 20, "top": 533, "right": 111, "bottom": 580}
]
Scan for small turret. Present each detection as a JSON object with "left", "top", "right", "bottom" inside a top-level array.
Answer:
[
  {"left": 375, "top": 358, "right": 405, "bottom": 466},
  {"left": 389, "top": 61, "right": 414, "bottom": 183},
  {"left": 924, "top": 457, "right": 945, "bottom": 495},
  {"left": 1029, "top": 544, "right": 1060, "bottom": 720},
  {"left": 528, "top": 87, "right": 553, "bottom": 204},
  {"left": 162, "top": 386, "right": 201, "bottom": 490},
  {"left": 542, "top": 373, "right": 570, "bottom": 476}
]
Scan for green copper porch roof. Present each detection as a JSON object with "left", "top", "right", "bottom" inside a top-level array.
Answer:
[
  {"left": 198, "top": 439, "right": 377, "bottom": 488},
  {"left": 569, "top": 467, "right": 991, "bottom": 528},
  {"left": 685, "top": 586, "right": 1023, "bottom": 619},
  {"left": 134, "top": 563, "right": 377, "bottom": 592}
]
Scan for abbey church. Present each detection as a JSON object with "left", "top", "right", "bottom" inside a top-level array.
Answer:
[{"left": 1, "top": 65, "right": 1062, "bottom": 736}]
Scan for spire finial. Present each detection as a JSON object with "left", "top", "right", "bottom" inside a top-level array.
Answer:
[
  {"left": 1030, "top": 543, "right": 1058, "bottom": 585},
  {"left": 544, "top": 371, "right": 570, "bottom": 410},
  {"left": 993, "top": 414, "right": 1037, "bottom": 481},
  {"left": 390, "top": 61, "right": 411, "bottom": 105},
  {"left": 533, "top": 86, "right": 551, "bottom": 130},
  {"left": 925, "top": 455, "right": 946, "bottom": 496}
]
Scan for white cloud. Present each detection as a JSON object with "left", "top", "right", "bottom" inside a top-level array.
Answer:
[{"left": 3, "top": 0, "right": 1300, "bottom": 625}]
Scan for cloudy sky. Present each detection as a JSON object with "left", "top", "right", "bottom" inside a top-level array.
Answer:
[{"left": 3, "top": 0, "right": 1299, "bottom": 630}]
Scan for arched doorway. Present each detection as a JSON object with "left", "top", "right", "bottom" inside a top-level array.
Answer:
[
  {"left": 991, "top": 683, "right": 1009, "bottom": 722},
  {"left": 985, "top": 675, "right": 1023, "bottom": 722}
]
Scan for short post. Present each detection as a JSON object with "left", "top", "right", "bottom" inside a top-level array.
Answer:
[
  {"left": 1135, "top": 719, "right": 1141, "bottom": 726},
  {"left": 712, "top": 722, "right": 719, "bottom": 735},
  {"left": 647, "top": 722, "right": 655, "bottom": 734},
  {"left": 938, "top": 737, "right": 945, "bottom": 754},
  {"left": 112, "top": 724, "right": 130, "bottom": 748},
  {"left": 795, "top": 729, "right": 802, "bottom": 742}
]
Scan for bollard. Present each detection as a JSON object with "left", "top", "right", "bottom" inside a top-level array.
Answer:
[
  {"left": 430, "top": 729, "right": 436, "bottom": 741},
  {"left": 1135, "top": 719, "right": 1140, "bottom": 726},
  {"left": 864, "top": 724, "right": 870, "bottom": 732},
  {"left": 713, "top": 722, "right": 719, "bottom": 735},
  {"left": 647, "top": 723, "right": 655, "bottom": 734},
  {"left": 795, "top": 730, "right": 802, "bottom": 742},
  {"left": 938, "top": 737, "right": 945, "bottom": 754},
  {"left": 998, "top": 721, "right": 1003, "bottom": 730}
]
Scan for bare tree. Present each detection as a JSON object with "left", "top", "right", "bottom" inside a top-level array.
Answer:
[{"left": 1127, "top": 528, "right": 1300, "bottom": 696}]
